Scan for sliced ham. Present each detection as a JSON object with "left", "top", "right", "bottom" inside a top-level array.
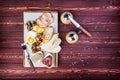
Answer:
[
  {"left": 42, "top": 55, "right": 52, "bottom": 67},
  {"left": 40, "top": 13, "right": 53, "bottom": 25},
  {"left": 36, "top": 13, "right": 54, "bottom": 27},
  {"left": 36, "top": 18, "right": 47, "bottom": 27}
]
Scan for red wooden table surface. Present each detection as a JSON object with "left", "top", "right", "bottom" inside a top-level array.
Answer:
[{"left": 0, "top": 0, "right": 120, "bottom": 79}]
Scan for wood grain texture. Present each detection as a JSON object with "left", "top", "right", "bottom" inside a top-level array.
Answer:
[{"left": 0, "top": 0, "right": 120, "bottom": 79}]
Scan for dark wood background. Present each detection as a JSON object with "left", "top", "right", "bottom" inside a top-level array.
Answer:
[{"left": 0, "top": 0, "right": 120, "bottom": 79}]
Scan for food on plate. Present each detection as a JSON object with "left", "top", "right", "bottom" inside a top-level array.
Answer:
[
  {"left": 31, "top": 42, "right": 41, "bottom": 53},
  {"left": 36, "top": 18, "right": 47, "bottom": 27},
  {"left": 41, "top": 33, "right": 61, "bottom": 53},
  {"left": 25, "top": 12, "right": 61, "bottom": 68},
  {"left": 26, "top": 14, "right": 61, "bottom": 53},
  {"left": 32, "top": 52, "right": 43, "bottom": 62},
  {"left": 50, "top": 38, "right": 61, "bottom": 49},
  {"left": 36, "top": 13, "right": 53, "bottom": 27},
  {"left": 28, "top": 37, "right": 34, "bottom": 44},
  {"left": 40, "top": 13, "right": 53, "bottom": 25},
  {"left": 26, "top": 21, "right": 36, "bottom": 31},
  {"left": 50, "top": 46, "right": 61, "bottom": 53},
  {"left": 43, "top": 27, "right": 53, "bottom": 43},
  {"left": 29, "top": 29, "right": 61, "bottom": 53},
  {"left": 35, "top": 33, "right": 43, "bottom": 45},
  {"left": 42, "top": 54, "right": 52, "bottom": 67},
  {"left": 26, "top": 31, "right": 36, "bottom": 45},
  {"left": 33, "top": 26, "right": 44, "bottom": 33}
]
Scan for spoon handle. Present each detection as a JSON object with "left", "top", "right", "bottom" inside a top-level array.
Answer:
[
  {"left": 26, "top": 55, "right": 35, "bottom": 71},
  {"left": 79, "top": 26, "right": 92, "bottom": 37},
  {"left": 68, "top": 15, "right": 92, "bottom": 37}
]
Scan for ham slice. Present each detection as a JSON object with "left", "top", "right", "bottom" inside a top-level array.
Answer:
[
  {"left": 36, "top": 18, "right": 47, "bottom": 27},
  {"left": 36, "top": 13, "right": 54, "bottom": 27},
  {"left": 42, "top": 55, "right": 52, "bottom": 67},
  {"left": 41, "top": 13, "right": 53, "bottom": 25}
]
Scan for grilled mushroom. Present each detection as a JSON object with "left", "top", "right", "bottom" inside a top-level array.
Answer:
[{"left": 26, "top": 21, "right": 37, "bottom": 31}]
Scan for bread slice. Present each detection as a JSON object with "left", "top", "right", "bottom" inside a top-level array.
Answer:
[
  {"left": 50, "top": 38, "right": 61, "bottom": 50},
  {"left": 43, "top": 27, "right": 53, "bottom": 43},
  {"left": 41, "top": 33, "right": 61, "bottom": 53}
]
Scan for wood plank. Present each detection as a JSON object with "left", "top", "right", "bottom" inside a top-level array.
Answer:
[
  {"left": 1, "top": 54, "right": 120, "bottom": 60},
  {"left": 0, "top": 63, "right": 120, "bottom": 71},
  {"left": 0, "top": 28, "right": 120, "bottom": 44},
  {"left": 0, "top": 0, "right": 120, "bottom": 7},
  {"left": 0, "top": 39, "right": 120, "bottom": 48},
  {"left": 0, "top": 9, "right": 120, "bottom": 17},
  {"left": 0, "top": 47, "right": 119, "bottom": 55},
  {"left": 0, "top": 48, "right": 23, "bottom": 55},
  {"left": 0, "top": 31, "right": 119, "bottom": 38},
  {"left": 0, "top": 54, "right": 120, "bottom": 69},
  {"left": 0, "top": 68, "right": 120, "bottom": 79},
  {"left": 59, "top": 24, "right": 120, "bottom": 32},
  {"left": 70, "top": 10, "right": 120, "bottom": 16},
  {"left": 0, "top": 21, "right": 120, "bottom": 25},
  {"left": 0, "top": 15, "right": 120, "bottom": 24},
  {"left": 0, "top": 24, "right": 23, "bottom": 31},
  {"left": 0, "top": 68, "right": 120, "bottom": 74},
  {"left": 59, "top": 32, "right": 120, "bottom": 40},
  {"left": 0, "top": 5, "right": 120, "bottom": 11},
  {"left": 0, "top": 23, "right": 120, "bottom": 32},
  {"left": 0, "top": 36, "right": 119, "bottom": 43}
]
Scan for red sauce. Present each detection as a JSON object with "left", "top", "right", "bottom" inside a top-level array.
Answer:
[{"left": 42, "top": 55, "right": 52, "bottom": 67}]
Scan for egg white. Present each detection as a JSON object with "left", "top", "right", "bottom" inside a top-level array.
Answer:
[{"left": 25, "top": 31, "right": 36, "bottom": 45}]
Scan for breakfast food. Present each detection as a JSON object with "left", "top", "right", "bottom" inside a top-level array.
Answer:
[
  {"left": 26, "top": 21, "right": 36, "bottom": 31},
  {"left": 26, "top": 31, "right": 36, "bottom": 45},
  {"left": 42, "top": 53, "right": 52, "bottom": 67},
  {"left": 32, "top": 52, "right": 43, "bottom": 63},
  {"left": 24, "top": 12, "right": 60, "bottom": 68},
  {"left": 33, "top": 26, "right": 44, "bottom": 33},
  {"left": 41, "top": 33, "right": 61, "bottom": 53},
  {"left": 26, "top": 13, "right": 61, "bottom": 53},
  {"left": 36, "top": 13, "right": 53, "bottom": 27},
  {"left": 31, "top": 42, "right": 41, "bottom": 53},
  {"left": 43, "top": 27, "right": 53, "bottom": 43},
  {"left": 40, "top": 13, "right": 53, "bottom": 25}
]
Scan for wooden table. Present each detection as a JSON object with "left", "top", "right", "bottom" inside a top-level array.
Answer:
[{"left": 0, "top": 0, "right": 120, "bottom": 79}]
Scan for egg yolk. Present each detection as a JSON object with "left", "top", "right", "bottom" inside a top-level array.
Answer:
[
  {"left": 36, "top": 26, "right": 43, "bottom": 33},
  {"left": 28, "top": 37, "right": 34, "bottom": 44}
]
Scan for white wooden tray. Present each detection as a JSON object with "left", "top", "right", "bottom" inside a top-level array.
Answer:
[{"left": 23, "top": 11, "right": 58, "bottom": 68}]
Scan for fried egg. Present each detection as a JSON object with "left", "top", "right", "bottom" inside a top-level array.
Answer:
[
  {"left": 26, "top": 31, "right": 36, "bottom": 45},
  {"left": 33, "top": 26, "right": 44, "bottom": 33}
]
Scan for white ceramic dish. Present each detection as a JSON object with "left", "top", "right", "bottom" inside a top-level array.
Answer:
[{"left": 41, "top": 52, "right": 54, "bottom": 68}]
